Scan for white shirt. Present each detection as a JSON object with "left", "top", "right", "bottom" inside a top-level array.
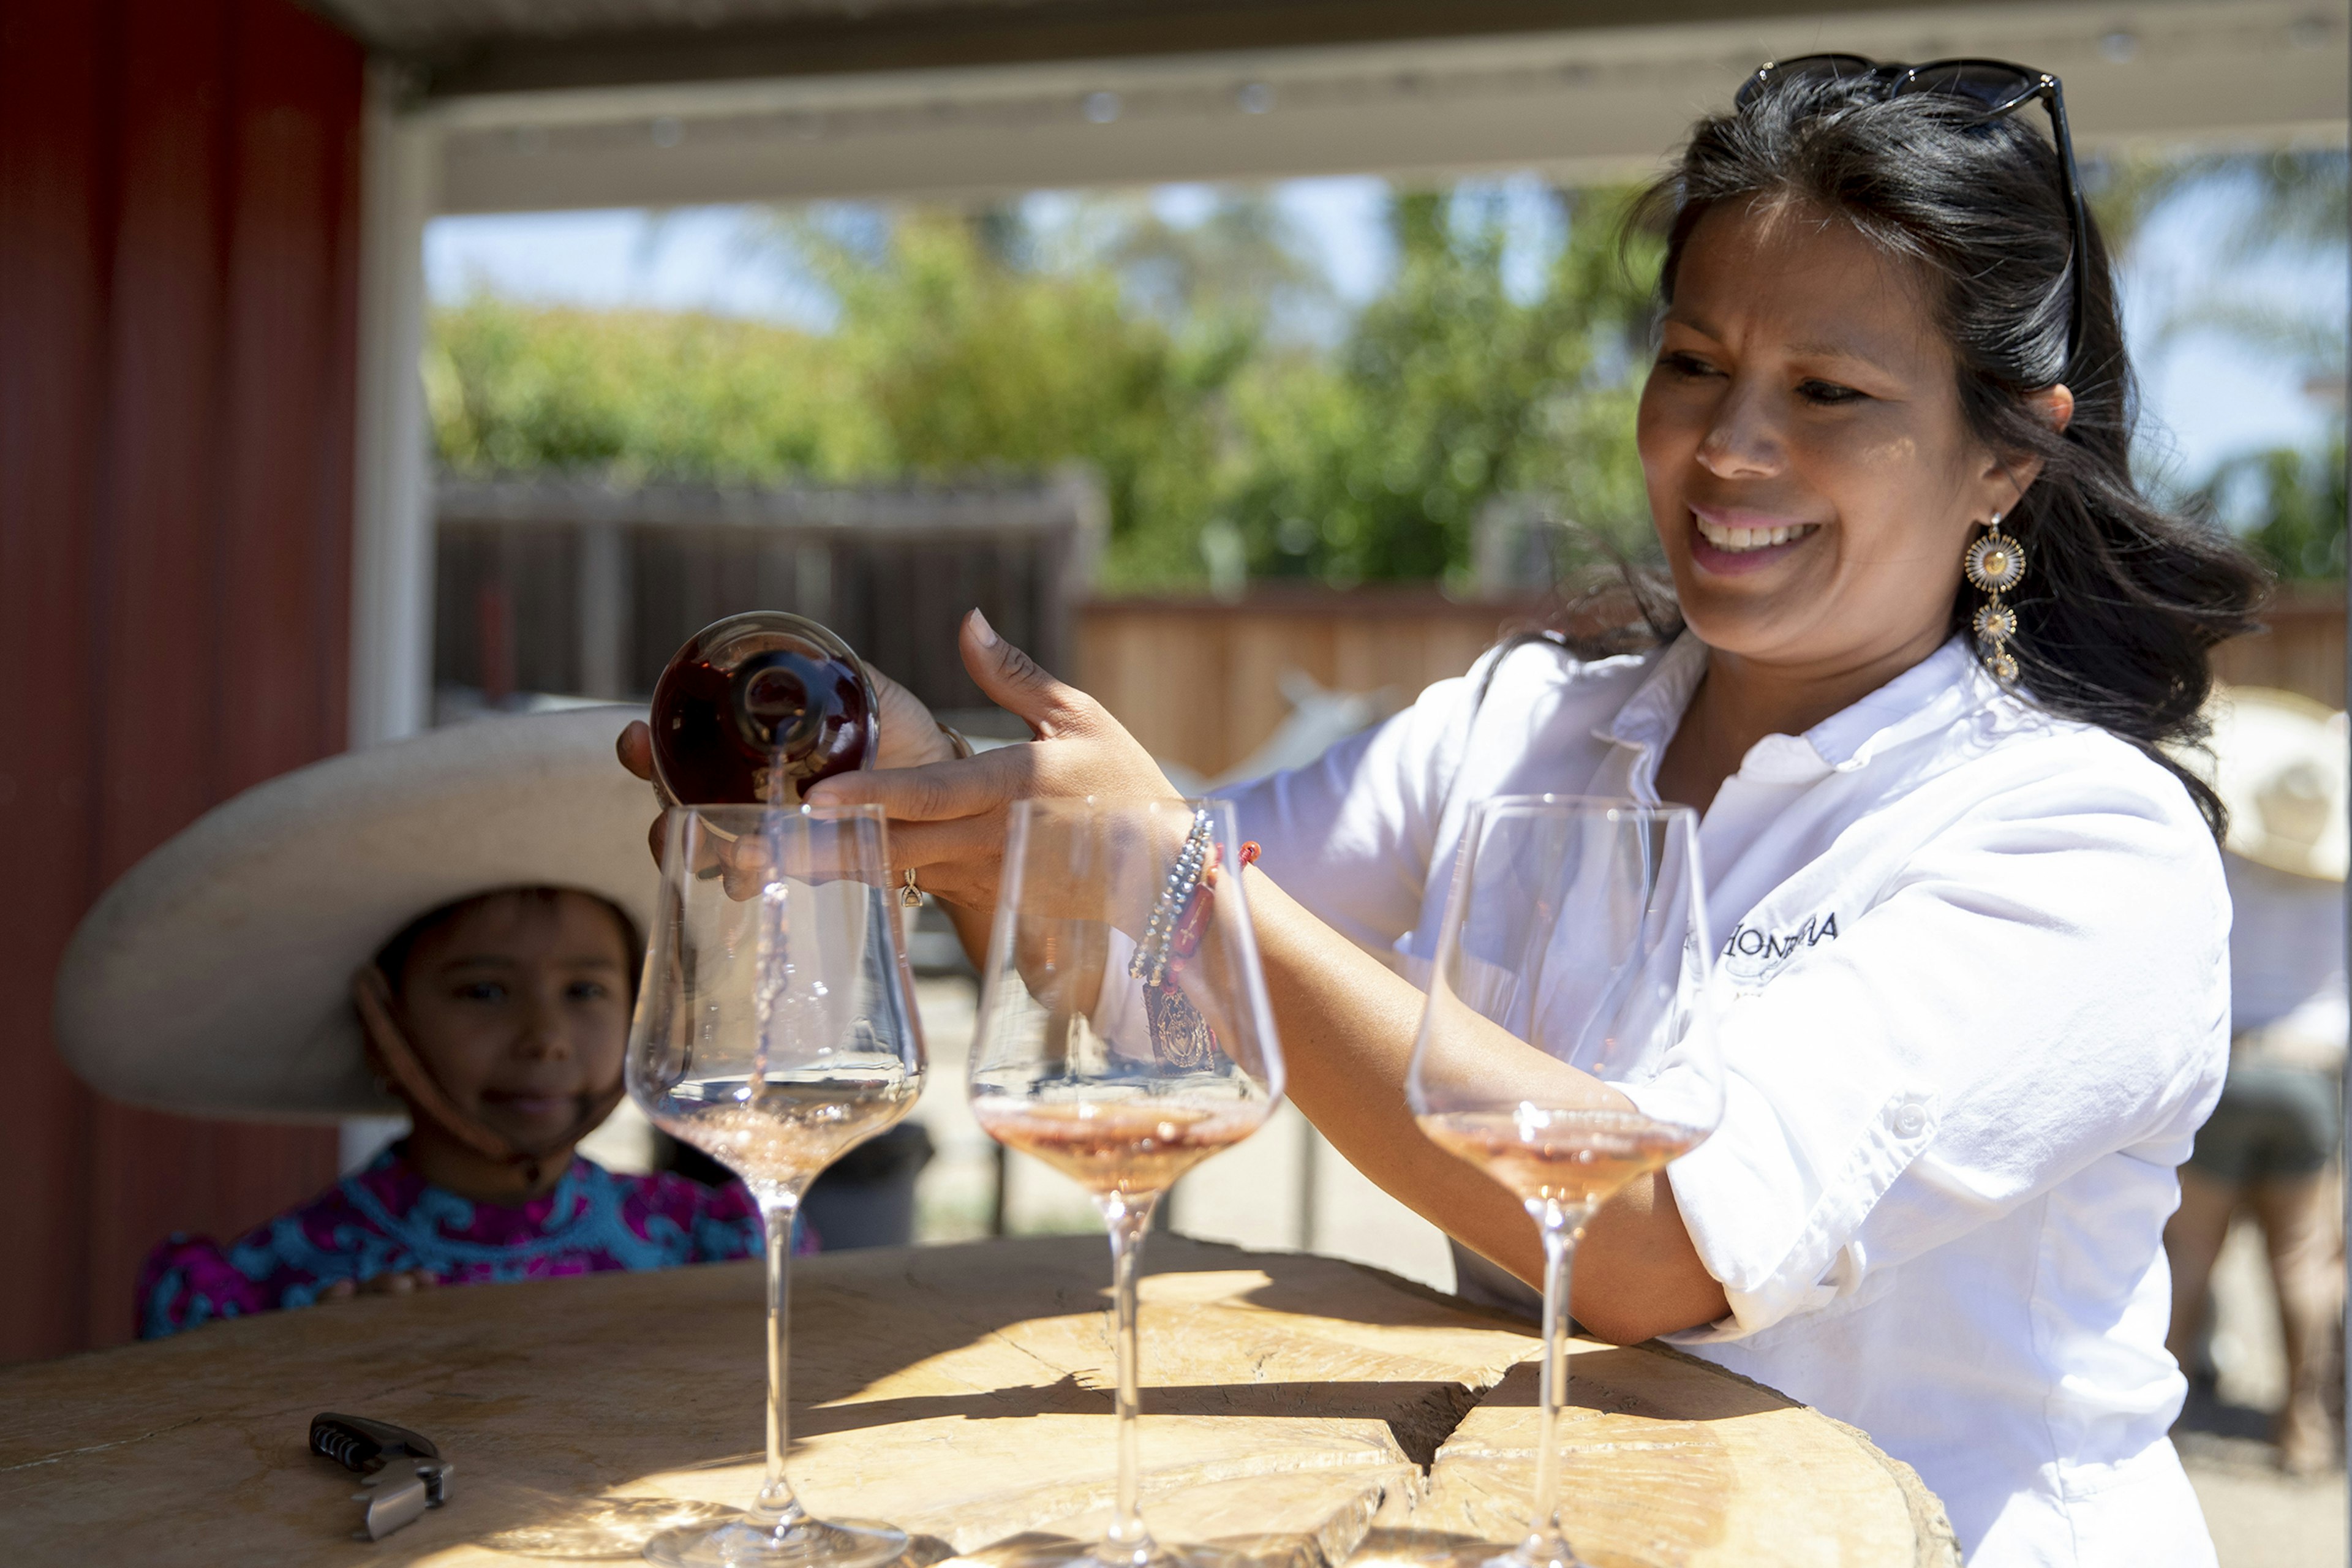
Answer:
[{"left": 1233, "top": 633, "right": 2229, "bottom": 1568}]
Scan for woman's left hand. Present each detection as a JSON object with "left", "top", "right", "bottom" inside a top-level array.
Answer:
[{"left": 805, "top": 609, "right": 1180, "bottom": 912}]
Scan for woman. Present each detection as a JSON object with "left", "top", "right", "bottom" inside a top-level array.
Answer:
[
  {"left": 628, "top": 59, "right": 2263, "bottom": 1564},
  {"left": 53, "top": 709, "right": 765, "bottom": 1338}
]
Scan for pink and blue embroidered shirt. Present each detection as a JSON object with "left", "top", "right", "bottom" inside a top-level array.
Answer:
[{"left": 138, "top": 1145, "right": 769, "bottom": 1339}]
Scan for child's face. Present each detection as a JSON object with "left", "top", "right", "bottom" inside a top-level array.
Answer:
[{"left": 395, "top": 892, "right": 634, "bottom": 1150}]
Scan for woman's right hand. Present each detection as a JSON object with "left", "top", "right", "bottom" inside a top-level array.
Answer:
[{"left": 804, "top": 609, "right": 1180, "bottom": 914}]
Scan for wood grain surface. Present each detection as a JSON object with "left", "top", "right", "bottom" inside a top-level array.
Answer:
[{"left": 0, "top": 1235, "right": 1955, "bottom": 1566}]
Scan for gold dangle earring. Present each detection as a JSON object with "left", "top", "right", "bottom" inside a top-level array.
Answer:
[{"left": 1964, "top": 512, "right": 2027, "bottom": 684}]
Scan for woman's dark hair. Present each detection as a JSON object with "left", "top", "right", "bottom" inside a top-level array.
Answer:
[
  {"left": 1544, "top": 69, "right": 2267, "bottom": 835},
  {"left": 375, "top": 888, "right": 645, "bottom": 999}
]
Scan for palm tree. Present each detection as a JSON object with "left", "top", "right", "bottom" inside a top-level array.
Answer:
[{"left": 2094, "top": 149, "right": 2348, "bottom": 580}]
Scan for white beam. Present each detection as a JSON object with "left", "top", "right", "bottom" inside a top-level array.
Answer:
[
  {"left": 423, "top": 0, "right": 2348, "bottom": 214},
  {"left": 349, "top": 67, "right": 440, "bottom": 748}
]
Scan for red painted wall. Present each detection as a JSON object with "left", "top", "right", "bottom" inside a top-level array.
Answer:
[{"left": 0, "top": 0, "right": 363, "bottom": 1359}]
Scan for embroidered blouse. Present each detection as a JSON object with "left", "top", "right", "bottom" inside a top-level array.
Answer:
[{"left": 138, "top": 1145, "right": 770, "bottom": 1340}]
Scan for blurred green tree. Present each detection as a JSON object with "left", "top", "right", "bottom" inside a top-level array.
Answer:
[
  {"left": 426, "top": 297, "right": 887, "bottom": 481},
  {"left": 1216, "top": 188, "right": 1658, "bottom": 589},
  {"left": 2198, "top": 431, "right": 2350, "bottom": 582},
  {"left": 424, "top": 184, "right": 1653, "bottom": 592}
]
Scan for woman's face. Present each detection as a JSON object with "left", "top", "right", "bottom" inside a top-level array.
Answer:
[
  {"left": 395, "top": 891, "right": 633, "bottom": 1151},
  {"left": 1637, "top": 197, "right": 2024, "bottom": 676}
]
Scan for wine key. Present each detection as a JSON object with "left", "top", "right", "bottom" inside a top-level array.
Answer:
[{"left": 309, "top": 1412, "right": 454, "bottom": 1542}]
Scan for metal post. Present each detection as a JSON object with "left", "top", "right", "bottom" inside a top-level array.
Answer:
[
  {"left": 347, "top": 64, "right": 439, "bottom": 748},
  {"left": 578, "top": 521, "right": 629, "bottom": 698}
]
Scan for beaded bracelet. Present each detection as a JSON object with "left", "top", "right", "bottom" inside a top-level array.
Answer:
[
  {"left": 1136, "top": 834, "right": 1262, "bottom": 1071},
  {"left": 1129, "top": 808, "right": 1214, "bottom": 986}
]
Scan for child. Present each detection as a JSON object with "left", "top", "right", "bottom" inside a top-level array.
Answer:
[{"left": 52, "top": 709, "right": 769, "bottom": 1340}]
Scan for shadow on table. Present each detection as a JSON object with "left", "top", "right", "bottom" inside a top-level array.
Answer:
[
  {"left": 1463, "top": 1346, "right": 1795, "bottom": 1425},
  {"left": 793, "top": 1369, "right": 1485, "bottom": 1465}
]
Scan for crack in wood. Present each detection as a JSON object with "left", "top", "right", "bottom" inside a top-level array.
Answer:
[{"left": 0, "top": 1414, "right": 206, "bottom": 1474}]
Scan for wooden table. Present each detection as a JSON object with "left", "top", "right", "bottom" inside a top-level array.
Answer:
[{"left": 0, "top": 1237, "right": 1956, "bottom": 1566}]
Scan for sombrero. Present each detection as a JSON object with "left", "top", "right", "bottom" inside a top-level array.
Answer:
[
  {"left": 55, "top": 706, "right": 655, "bottom": 1122},
  {"left": 2196, "top": 685, "right": 2348, "bottom": 883}
]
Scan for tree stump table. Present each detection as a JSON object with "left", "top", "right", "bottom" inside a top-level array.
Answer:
[{"left": 0, "top": 1235, "right": 1956, "bottom": 1566}]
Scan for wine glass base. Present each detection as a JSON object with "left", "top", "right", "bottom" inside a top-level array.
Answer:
[
  {"left": 1345, "top": 1536, "right": 1588, "bottom": 1568},
  {"left": 643, "top": 1515, "right": 908, "bottom": 1568},
  {"left": 1481, "top": 1547, "right": 1589, "bottom": 1568},
  {"left": 966, "top": 1536, "right": 1288, "bottom": 1568}
]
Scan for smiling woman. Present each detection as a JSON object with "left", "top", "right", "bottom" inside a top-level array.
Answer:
[
  {"left": 771, "top": 53, "right": 2273, "bottom": 1568},
  {"left": 1623, "top": 66, "right": 2263, "bottom": 823}
]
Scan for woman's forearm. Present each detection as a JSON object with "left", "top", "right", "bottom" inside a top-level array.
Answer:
[
  {"left": 1242, "top": 866, "right": 1728, "bottom": 1343},
  {"left": 1242, "top": 867, "right": 1548, "bottom": 1279}
]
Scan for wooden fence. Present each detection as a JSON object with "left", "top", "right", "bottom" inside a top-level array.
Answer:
[
  {"left": 2213, "top": 584, "right": 2346, "bottom": 710},
  {"left": 1082, "top": 583, "right": 2350, "bottom": 780},
  {"left": 433, "top": 475, "right": 2346, "bottom": 785},
  {"left": 1077, "top": 587, "right": 1547, "bottom": 778},
  {"left": 435, "top": 475, "right": 1101, "bottom": 728}
]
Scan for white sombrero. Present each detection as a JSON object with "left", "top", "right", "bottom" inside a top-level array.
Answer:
[
  {"left": 55, "top": 706, "right": 656, "bottom": 1122},
  {"left": 2195, "top": 685, "right": 2350, "bottom": 883}
]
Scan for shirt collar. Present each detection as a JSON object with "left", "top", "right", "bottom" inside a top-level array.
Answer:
[
  {"left": 1803, "top": 636, "right": 1990, "bottom": 769},
  {"left": 1596, "top": 633, "right": 1711, "bottom": 758},
  {"left": 1596, "top": 633, "right": 1996, "bottom": 778}
]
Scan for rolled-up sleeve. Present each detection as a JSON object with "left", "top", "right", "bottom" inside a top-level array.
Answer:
[{"left": 1658, "top": 767, "right": 2231, "bottom": 1341}]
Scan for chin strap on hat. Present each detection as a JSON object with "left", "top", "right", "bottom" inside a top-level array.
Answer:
[{"left": 351, "top": 968, "right": 627, "bottom": 1186}]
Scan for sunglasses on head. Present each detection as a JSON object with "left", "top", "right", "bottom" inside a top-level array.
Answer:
[{"left": 1736, "top": 54, "right": 2089, "bottom": 375}]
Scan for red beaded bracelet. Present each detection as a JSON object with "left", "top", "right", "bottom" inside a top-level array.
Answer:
[{"left": 1167, "top": 842, "right": 1259, "bottom": 969}]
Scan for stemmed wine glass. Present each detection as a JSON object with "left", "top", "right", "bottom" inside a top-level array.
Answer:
[
  {"left": 1409, "top": 796, "right": 1722, "bottom": 1568},
  {"left": 968, "top": 797, "right": 1286, "bottom": 1568},
  {"left": 628, "top": 802, "right": 926, "bottom": 1568}
]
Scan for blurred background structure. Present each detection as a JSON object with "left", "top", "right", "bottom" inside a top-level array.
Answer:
[{"left": 3, "top": 17, "right": 2346, "bottom": 1553}]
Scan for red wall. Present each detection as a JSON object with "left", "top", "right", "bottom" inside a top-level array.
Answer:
[{"left": 0, "top": 0, "right": 363, "bottom": 1359}]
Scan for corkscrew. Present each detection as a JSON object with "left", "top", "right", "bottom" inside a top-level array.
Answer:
[{"left": 309, "top": 1412, "right": 453, "bottom": 1542}]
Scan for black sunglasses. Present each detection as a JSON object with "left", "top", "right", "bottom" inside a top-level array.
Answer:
[{"left": 1736, "top": 54, "right": 2089, "bottom": 376}]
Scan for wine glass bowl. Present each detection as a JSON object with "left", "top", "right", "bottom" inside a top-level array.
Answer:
[
  {"left": 627, "top": 802, "right": 924, "bottom": 1568},
  {"left": 968, "top": 797, "right": 1284, "bottom": 1568},
  {"left": 1408, "top": 796, "right": 1721, "bottom": 1568}
]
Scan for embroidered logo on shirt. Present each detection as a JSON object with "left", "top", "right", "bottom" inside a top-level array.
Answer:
[{"left": 1720, "top": 911, "right": 1839, "bottom": 976}]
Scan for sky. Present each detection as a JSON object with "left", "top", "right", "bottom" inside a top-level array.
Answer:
[{"left": 423, "top": 170, "right": 2345, "bottom": 488}]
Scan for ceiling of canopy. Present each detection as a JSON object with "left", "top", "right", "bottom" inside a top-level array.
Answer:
[{"left": 307, "top": 0, "right": 2349, "bottom": 213}]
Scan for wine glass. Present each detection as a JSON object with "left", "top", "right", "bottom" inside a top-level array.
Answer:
[
  {"left": 968, "top": 797, "right": 1286, "bottom": 1568},
  {"left": 1408, "top": 796, "right": 1722, "bottom": 1568},
  {"left": 627, "top": 802, "right": 925, "bottom": 1568}
]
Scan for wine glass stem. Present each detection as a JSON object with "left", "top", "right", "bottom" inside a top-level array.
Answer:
[
  {"left": 1526, "top": 1207, "right": 1586, "bottom": 1562},
  {"left": 755, "top": 1197, "right": 806, "bottom": 1528},
  {"left": 1100, "top": 1191, "right": 1159, "bottom": 1564}
]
